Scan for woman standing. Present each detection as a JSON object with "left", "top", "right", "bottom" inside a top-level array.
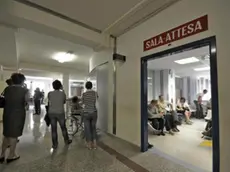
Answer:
[
  {"left": 48, "top": 80, "right": 71, "bottom": 149},
  {"left": 82, "top": 81, "right": 98, "bottom": 149},
  {"left": 0, "top": 73, "right": 29, "bottom": 163}
]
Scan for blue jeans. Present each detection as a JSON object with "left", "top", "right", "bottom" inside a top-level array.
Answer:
[
  {"left": 50, "top": 115, "right": 69, "bottom": 147},
  {"left": 83, "top": 112, "right": 97, "bottom": 142}
]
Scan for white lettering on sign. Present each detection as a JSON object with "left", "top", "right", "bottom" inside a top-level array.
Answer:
[{"left": 144, "top": 15, "right": 208, "bottom": 51}]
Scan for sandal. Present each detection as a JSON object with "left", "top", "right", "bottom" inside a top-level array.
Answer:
[
  {"left": 0, "top": 157, "right": 5, "bottom": 163},
  {"left": 6, "top": 156, "right": 20, "bottom": 164}
]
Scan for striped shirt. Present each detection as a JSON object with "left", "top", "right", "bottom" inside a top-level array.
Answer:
[{"left": 82, "top": 90, "right": 97, "bottom": 113}]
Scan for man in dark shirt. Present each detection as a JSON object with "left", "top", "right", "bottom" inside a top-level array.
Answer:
[{"left": 34, "top": 88, "right": 42, "bottom": 115}]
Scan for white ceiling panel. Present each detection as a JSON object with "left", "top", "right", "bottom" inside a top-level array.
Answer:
[
  {"left": 17, "top": 28, "right": 94, "bottom": 71},
  {"left": 148, "top": 46, "right": 210, "bottom": 78},
  {"left": 28, "top": 0, "right": 144, "bottom": 31},
  {"left": 24, "top": 0, "right": 180, "bottom": 36}
]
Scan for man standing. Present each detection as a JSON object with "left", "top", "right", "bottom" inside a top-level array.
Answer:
[{"left": 34, "top": 88, "right": 42, "bottom": 115}]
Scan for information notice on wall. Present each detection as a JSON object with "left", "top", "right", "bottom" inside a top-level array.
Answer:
[{"left": 143, "top": 15, "right": 208, "bottom": 51}]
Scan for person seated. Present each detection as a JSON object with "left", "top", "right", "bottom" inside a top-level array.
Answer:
[
  {"left": 202, "top": 127, "right": 212, "bottom": 138},
  {"left": 158, "top": 95, "right": 178, "bottom": 134},
  {"left": 71, "top": 96, "right": 82, "bottom": 116},
  {"left": 148, "top": 100, "right": 165, "bottom": 136},
  {"left": 177, "top": 97, "right": 192, "bottom": 125},
  {"left": 194, "top": 91, "right": 206, "bottom": 119}
]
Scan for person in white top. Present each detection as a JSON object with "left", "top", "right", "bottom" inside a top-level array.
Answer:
[
  {"left": 176, "top": 97, "right": 192, "bottom": 125},
  {"left": 197, "top": 89, "right": 208, "bottom": 101}
]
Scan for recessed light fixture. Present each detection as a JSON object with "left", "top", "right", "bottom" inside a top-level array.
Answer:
[
  {"left": 194, "top": 66, "right": 210, "bottom": 71},
  {"left": 174, "top": 57, "right": 199, "bottom": 64},
  {"left": 148, "top": 77, "right": 152, "bottom": 80},
  {"left": 52, "top": 51, "right": 76, "bottom": 63}
]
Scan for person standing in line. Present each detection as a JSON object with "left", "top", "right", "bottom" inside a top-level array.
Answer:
[
  {"left": 82, "top": 81, "right": 98, "bottom": 149},
  {"left": 48, "top": 80, "right": 71, "bottom": 149},
  {"left": 0, "top": 73, "right": 29, "bottom": 163},
  {"left": 33, "top": 88, "right": 42, "bottom": 115}
]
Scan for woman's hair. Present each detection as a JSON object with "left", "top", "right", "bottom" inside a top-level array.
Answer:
[
  {"left": 85, "top": 81, "right": 93, "bottom": 90},
  {"left": 11, "top": 73, "right": 25, "bottom": 85},
  {"left": 6, "top": 79, "right": 12, "bottom": 86},
  {"left": 180, "top": 97, "right": 186, "bottom": 102},
  {"left": 52, "top": 80, "right": 62, "bottom": 90},
  {"left": 151, "top": 99, "right": 158, "bottom": 104}
]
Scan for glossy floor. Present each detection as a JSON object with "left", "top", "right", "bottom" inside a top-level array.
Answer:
[
  {"left": 0, "top": 107, "right": 195, "bottom": 172},
  {"left": 149, "top": 119, "right": 212, "bottom": 172}
]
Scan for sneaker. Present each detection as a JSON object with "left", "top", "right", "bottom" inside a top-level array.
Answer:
[
  {"left": 153, "top": 130, "right": 161, "bottom": 135},
  {"left": 148, "top": 143, "right": 153, "bottom": 149},
  {"left": 186, "top": 120, "right": 192, "bottom": 125},
  {"left": 172, "top": 128, "right": 178, "bottom": 132},
  {"left": 168, "top": 130, "right": 175, "bottom": 135},
  {"left": 65, "top": 140, "right": 72, "bottom": 145}
]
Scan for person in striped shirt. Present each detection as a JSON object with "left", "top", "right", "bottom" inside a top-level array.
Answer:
[{"left": 82, "top": 81, "right": 98, "bottom": 149}]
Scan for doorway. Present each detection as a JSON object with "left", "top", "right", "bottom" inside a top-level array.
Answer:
[{"left": 140, "top": 36, "right": 219, "bottom": 172}]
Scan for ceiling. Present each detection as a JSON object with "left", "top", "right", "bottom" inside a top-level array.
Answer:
[
  {"left": 17, "top": 28, "right": 94, "bottom": 70},
  {"left": 148, "top": 46, "right": 210, "bottom": 78},
  {"left": 23, "top": 0, "right": 180, "bottom": 36}
]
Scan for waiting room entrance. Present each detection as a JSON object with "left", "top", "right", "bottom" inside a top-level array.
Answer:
[{"left": 140, "top": 37, "right": 219, "bottom": 172}]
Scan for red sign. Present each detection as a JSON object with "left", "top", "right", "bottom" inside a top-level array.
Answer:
[{"left": 143, "top": 15, "right": 208, "bottom": 51}]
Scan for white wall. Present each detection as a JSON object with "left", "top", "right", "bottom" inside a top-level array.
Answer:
[
  {"left": 116, "top": 0, "right": 230, "bottom": 171},
  {"left": 88, "top": 49, "right": 114, "bottom": 134}
]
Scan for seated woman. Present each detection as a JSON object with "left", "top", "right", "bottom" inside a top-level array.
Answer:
[
  {"left": 158, "top": 95, "right": 178, "bottom": 134},
  {"left": 148, "top": 100, "right": 165, "bottom": 136},
  {"left": 177, "top": 97, "right": 192, "bottom": 125}
]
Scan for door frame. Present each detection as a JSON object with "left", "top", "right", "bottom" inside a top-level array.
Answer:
[{"left": 140, "top": 36, "right": 219, "bottom": 172}]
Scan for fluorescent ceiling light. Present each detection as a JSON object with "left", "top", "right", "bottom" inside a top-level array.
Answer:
[
  {"left": 148, "top": 77, "right": 152, "bottom": 79},
  {"left": 194, "top": 66, "right": 210, "bottom": 71},
  {"left": 174, "top": 57, "right": 199, "bottom": 64},
  {"left": 26, "top": 76, "right": 53, "bottom": 81},
  {"left": 52, "top": 52, "right": 76, "bottom": 63}
]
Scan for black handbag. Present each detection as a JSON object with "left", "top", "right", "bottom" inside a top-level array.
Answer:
[
  {"left": 44, "top": 105, "right": 50, "bottom": 126},
  {"left": 0, "top": 89, "right": 5, "bottom": 108}
]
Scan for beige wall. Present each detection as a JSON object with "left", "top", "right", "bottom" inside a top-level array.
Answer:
[{"left": 116, "top": 0, "right": 230, "bottom": 171}]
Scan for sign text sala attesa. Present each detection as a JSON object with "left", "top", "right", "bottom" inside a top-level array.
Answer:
[{"left": 143, "top": 15, "right": 208, "bottom": 51}]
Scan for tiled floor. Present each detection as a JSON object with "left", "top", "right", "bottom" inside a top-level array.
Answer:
[
  {"left": 149, "top": 119, "right": 212, "bottom": 172},
  {"left": 0, "top": 106, "right": 194, "bottom": 172}
]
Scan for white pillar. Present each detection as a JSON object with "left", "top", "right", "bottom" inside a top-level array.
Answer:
[
  {"left": 161, "top": 69, "right": 175, "bottom": 104},
  {"left": 62, "top": 73, "right": 70, "bottom": 98},
  {"left": 152, "top": 70, "right": 161, "bottom": 100},
  {"left": 188, "top": 77, "right": 197, "bottom": 104},
  {"left": 182, "top": 77, "right": 188, "bottom": 101}
]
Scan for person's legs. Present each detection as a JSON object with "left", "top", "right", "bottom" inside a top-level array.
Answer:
[
  {"left": 90, "top": 112, "right": 98, "bottom": 148},
  {"left": 57, "top": 116, "right": 71, "bottom": 144},
  {"left": 34, "top": 100, "right": 38, "bottom": 114},
  {"left": 8, "top": 138, "right": 18, "bottom": 159},
  {"left": 164, "top": 115, "right": 174, "bottom": 135},
  {"left": 0, "top": 137, "right": 9, "bottom": 158},
  {"left": 83, "top": 114, "right": 92, "bottom": 148},
  {"left": 184, "top": 111, "right": 192, "bottom": 124},
  {"left": 157, "top": 118, "right": 165, "bottom": 136},
  {"left": 50, "top": 117, "right": 58, "bottom": 148},
  {"left": 37, "top": 100, "right": 41, "bottom": 114}
]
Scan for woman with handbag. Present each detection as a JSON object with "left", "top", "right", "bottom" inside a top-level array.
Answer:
[{"left": 0, "top": 73, "right": 29, "bottom": 163}]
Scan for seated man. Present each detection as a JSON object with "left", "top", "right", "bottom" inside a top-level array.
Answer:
[
  {"left": 202, "top": 127, "right": 212, "bottom": 138},
  {"left": 148, "top": 100, "right": 165, "bottom": 136},
  {"left": 158, "top": 95, "right": 178, "bottom": 135},
  {"left": 177, "top": 97, "right": 192, "bottom": 125}
]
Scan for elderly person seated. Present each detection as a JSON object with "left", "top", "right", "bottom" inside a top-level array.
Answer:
[
  {"left": 158, "top": 95, "right": 179, "bottom": 134},
  {"left": 177, "top": 97, "right": 192, "bottom": 125},
  {"left": 148, "top": 100, "right": 165, "bottom": 136}
]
